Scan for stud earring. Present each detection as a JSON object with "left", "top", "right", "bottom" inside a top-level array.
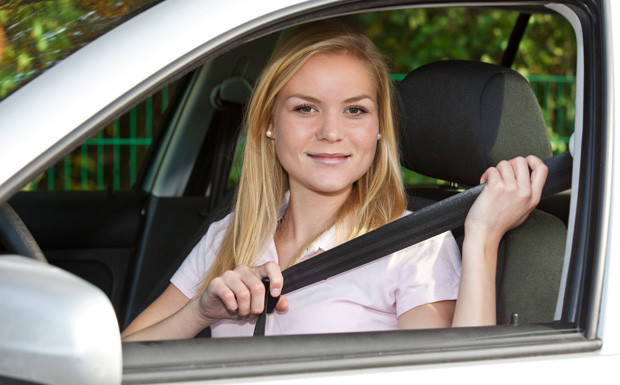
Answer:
[
  {"left": 266, "top": 130, "right": 273, "bottom": 138},
  {"left": 377, "top": 133, "right": 382, "bottom": 140}
]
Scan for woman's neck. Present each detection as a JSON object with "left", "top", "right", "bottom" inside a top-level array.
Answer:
[{"left": 275, "top": 186, "right": 351, "bottom": 268}]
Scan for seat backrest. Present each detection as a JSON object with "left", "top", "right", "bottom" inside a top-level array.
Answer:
[{"left": 396, "top": 60, "right": 566, "bottom": 324}]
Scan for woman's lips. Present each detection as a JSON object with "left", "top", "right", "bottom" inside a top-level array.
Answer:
[{"left": 308, "top": 153, "right": 350, "bottom": 164}]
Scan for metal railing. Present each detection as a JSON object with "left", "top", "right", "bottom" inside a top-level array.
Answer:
[{"left": 26, "top": 87, "right": 170, "bottom": 191}]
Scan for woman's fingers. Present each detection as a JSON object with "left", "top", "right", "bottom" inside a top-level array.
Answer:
[
  {"left": 208, "top": 276, "right": 241, "bottom": 314},
  {"left": 275, "top": 295, "right": 289, "bottom": 312},
  {"left": 225, "top": 266, "right": 264, "bottom": 317},
  {"left": 253, "top": 261, "right": 284, "bottom": 297},
  {"left": 504, "top": 156, "right": 548, "bottom": 213},
  {"left": 483, "top": 156, "right": 546, "bottom": 204},
  {"left": 252, "top": 261, "right": 289, "bottom": 312},
  {"left": 200, "top": 262, "right": 285, "bottom": 321},
  {"left": 468, "top": 155, "right": 548, "bottom": 240},
  {"left": 511, "top": 157, "right": 533, "bottom": 201},
  {"left": 527, "top": 155, "right": 548, "bottom": 201}
]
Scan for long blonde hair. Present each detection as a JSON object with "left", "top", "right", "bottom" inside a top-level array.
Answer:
[{"left": 204, "top": 22, "right": 406, "bottom": 283}]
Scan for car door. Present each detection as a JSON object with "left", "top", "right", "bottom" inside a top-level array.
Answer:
[{"left": 0, "top": 0, "right": 615, "bottom": 384}]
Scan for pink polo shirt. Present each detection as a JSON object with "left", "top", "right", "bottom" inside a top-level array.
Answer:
[{"left": 171, "top": 212, "right": 461, "bottom": 337}]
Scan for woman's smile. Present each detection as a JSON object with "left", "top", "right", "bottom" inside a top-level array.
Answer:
[{"left": 307, "top": 153, "right": 351, "bottom": 165}]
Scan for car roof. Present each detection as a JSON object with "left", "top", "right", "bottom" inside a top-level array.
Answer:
[{"left": 0, "top": 0, "right": 317, "bottom": 203}]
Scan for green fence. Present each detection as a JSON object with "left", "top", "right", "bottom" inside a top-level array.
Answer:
[
  {"left": 26, "top": 86, "right": 171, "bottom": 192},
  {"left": 528, "top": 74, "right": 575, "bottom": 155},
  {"left": 26, "top": 75, "right": 576, "bottom": 192}
]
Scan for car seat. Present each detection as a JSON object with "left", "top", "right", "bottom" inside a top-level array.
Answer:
[{"left": 397, "top": 60, "right": 567, "bottom": 324}]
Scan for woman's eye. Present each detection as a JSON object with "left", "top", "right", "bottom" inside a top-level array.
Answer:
[
  {"left": 346, "top": 106, "right": 368, "bottom": 115},
  {"left": 294, "top": 104, "right": 316, "bottom": 113}
]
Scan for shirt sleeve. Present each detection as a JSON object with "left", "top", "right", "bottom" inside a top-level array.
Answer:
[
  {"left": 386, "top": 230, "right": 462, "bottom": 317},
  {"left": 170, "top": 214, "right": 231, "bottom": 299}
]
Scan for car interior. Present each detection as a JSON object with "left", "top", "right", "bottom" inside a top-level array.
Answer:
[
  {"left": 397, "top": 59, "right": 568, "bottom": 324},
  {"left": 1, "top": 5, "right": 574, "bottom": 336}
]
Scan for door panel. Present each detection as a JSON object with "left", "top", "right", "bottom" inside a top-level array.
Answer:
[{"left": 8, "top": 190, "right": 147, "bottom": 319}]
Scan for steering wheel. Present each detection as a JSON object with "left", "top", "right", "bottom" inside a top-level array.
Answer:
[{"left": 0, "top": 203, "right": 47, "bottom": 263}]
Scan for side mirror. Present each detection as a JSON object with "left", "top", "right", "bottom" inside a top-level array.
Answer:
[{"left": 0, "top": 256, "right": 122, "bottom": 385}]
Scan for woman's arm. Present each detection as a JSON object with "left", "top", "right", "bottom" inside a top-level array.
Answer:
[
  {"left": 398, "top": 300, "right": 455, "bottom": 329},
  {"left": 399, "top": 156, "right": 547, "bottom": 329},
  {"left": 121, "top": 284, "right": 204, "bottom": 341},
  {"left": 121, "top": 262, "right": 288, "bottom": 341},
  {"left": 453, "top": 156, "right": 548, "bottom": 326}
]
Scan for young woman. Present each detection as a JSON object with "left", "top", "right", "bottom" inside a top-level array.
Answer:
[{"left": 121, "top": 22, "right": 547, "bottom": 341}]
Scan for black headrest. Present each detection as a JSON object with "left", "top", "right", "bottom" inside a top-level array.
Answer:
[{"left": 397, "top": 60, "right": 552, "bottom": 186}]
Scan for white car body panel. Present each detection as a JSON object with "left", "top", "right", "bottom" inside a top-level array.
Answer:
[
  {"left": 178, "top": 354, "right": 617, "bottom": 385},
  {"left": 600, "top": 0, "right": 620, "bottom": 358},
  {"left": 0, "top": 0, "right": 617, "bottom": 383},
  {"left": 0, "top": 257, "right": 122, "bottom": 385}
]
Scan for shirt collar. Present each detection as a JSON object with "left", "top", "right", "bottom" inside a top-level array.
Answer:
[
  {"left": 298, "top": 225, "right": 339, "bottom": 262},
  {"left": 276, "top": 190, "right": 340, "bottom": 263}
]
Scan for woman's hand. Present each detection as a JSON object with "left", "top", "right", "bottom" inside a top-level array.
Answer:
[
  {"left": 454, "top": 156, "right": 547, "bottom": 327},
  {"left": 121, "top": 263, "right": 288, "bottom": 341},
  {"left": 197, "top": 261, "right": 289, "bottom": 324},
  {"left": 465, "top": 155, "right": 548, "bottom": 245}
]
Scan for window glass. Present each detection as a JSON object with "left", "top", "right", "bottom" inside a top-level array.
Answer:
[{"left": 0, "top": 0, "right": 163, "bottom": 101}]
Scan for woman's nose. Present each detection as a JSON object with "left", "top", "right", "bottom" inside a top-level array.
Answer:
[{"left": 317, "top": 113, "right": 343, "bottom": 142}]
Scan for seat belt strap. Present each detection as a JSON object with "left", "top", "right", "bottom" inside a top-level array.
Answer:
[{"left": 253, "top": 152, "right": 572, "bottom": 336}]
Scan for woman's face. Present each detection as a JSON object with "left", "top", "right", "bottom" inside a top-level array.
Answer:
[{"left": 270, "top": 52, "right": 380, "bottom": 199}]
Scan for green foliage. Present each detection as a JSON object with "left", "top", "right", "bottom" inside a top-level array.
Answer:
[
  {"left": 1, "top": 1, "right": 80, "bottom": 98},
  {"left": 517, "top": 14, "right": 577, "bottom": 76},
  {"left": 348, "top": 8, "right": 575, "bottom": 76},
  {"left": 351, "top": 8, "right": 510, "bottom": 72},
  {"left": 0, "top": 0, "right": 159, "bottom": 99}
]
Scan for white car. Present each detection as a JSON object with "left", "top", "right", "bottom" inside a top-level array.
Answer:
[{"left": 0, "top": 0, "right": 618, "bottom": 384}]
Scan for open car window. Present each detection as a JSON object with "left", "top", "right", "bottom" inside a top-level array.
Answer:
[{"left": 118, "top": 4, "right": 598, "bottom": 374}]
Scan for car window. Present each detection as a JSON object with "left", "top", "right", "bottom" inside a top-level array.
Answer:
[
  {"left": 3, "top": 0, "right": 172, "bottom": 192},
  {"left": 183, "top": 4, "right": 578, "bottom": 341},
  {"left": 176, "top": 4, "right": 577, "bottom": 336},
  {"left": 21, "top": 79, "right": 187, "bottom": 191},
  {"left": 228, "top": 8, "right": 576, "bottom": 188}
]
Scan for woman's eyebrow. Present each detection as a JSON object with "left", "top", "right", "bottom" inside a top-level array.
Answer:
[
  {"left": 286, "top": 94, "right": 320, "bottom": 103},
  {"left": 343, "top": 95, "right": 374, "bottom": 103},
  {"left": 285, "top": 94, "right": 374, "bottom": 103}
]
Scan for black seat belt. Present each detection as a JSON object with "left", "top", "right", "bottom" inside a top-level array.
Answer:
[{"left": 253, "top": 152, "right": 573, "bottom": 336}]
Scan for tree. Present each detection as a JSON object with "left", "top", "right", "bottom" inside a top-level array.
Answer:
[
  {"left": 348, "top": 8, "right": 575, "bottom": 76},
  {"left": 0, "top": 0, "right": 159, "bottom": 99}
]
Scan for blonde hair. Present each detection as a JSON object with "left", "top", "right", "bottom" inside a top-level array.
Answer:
[{"left": 204, "top": 21, "right": 406, "bottom": 284}]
